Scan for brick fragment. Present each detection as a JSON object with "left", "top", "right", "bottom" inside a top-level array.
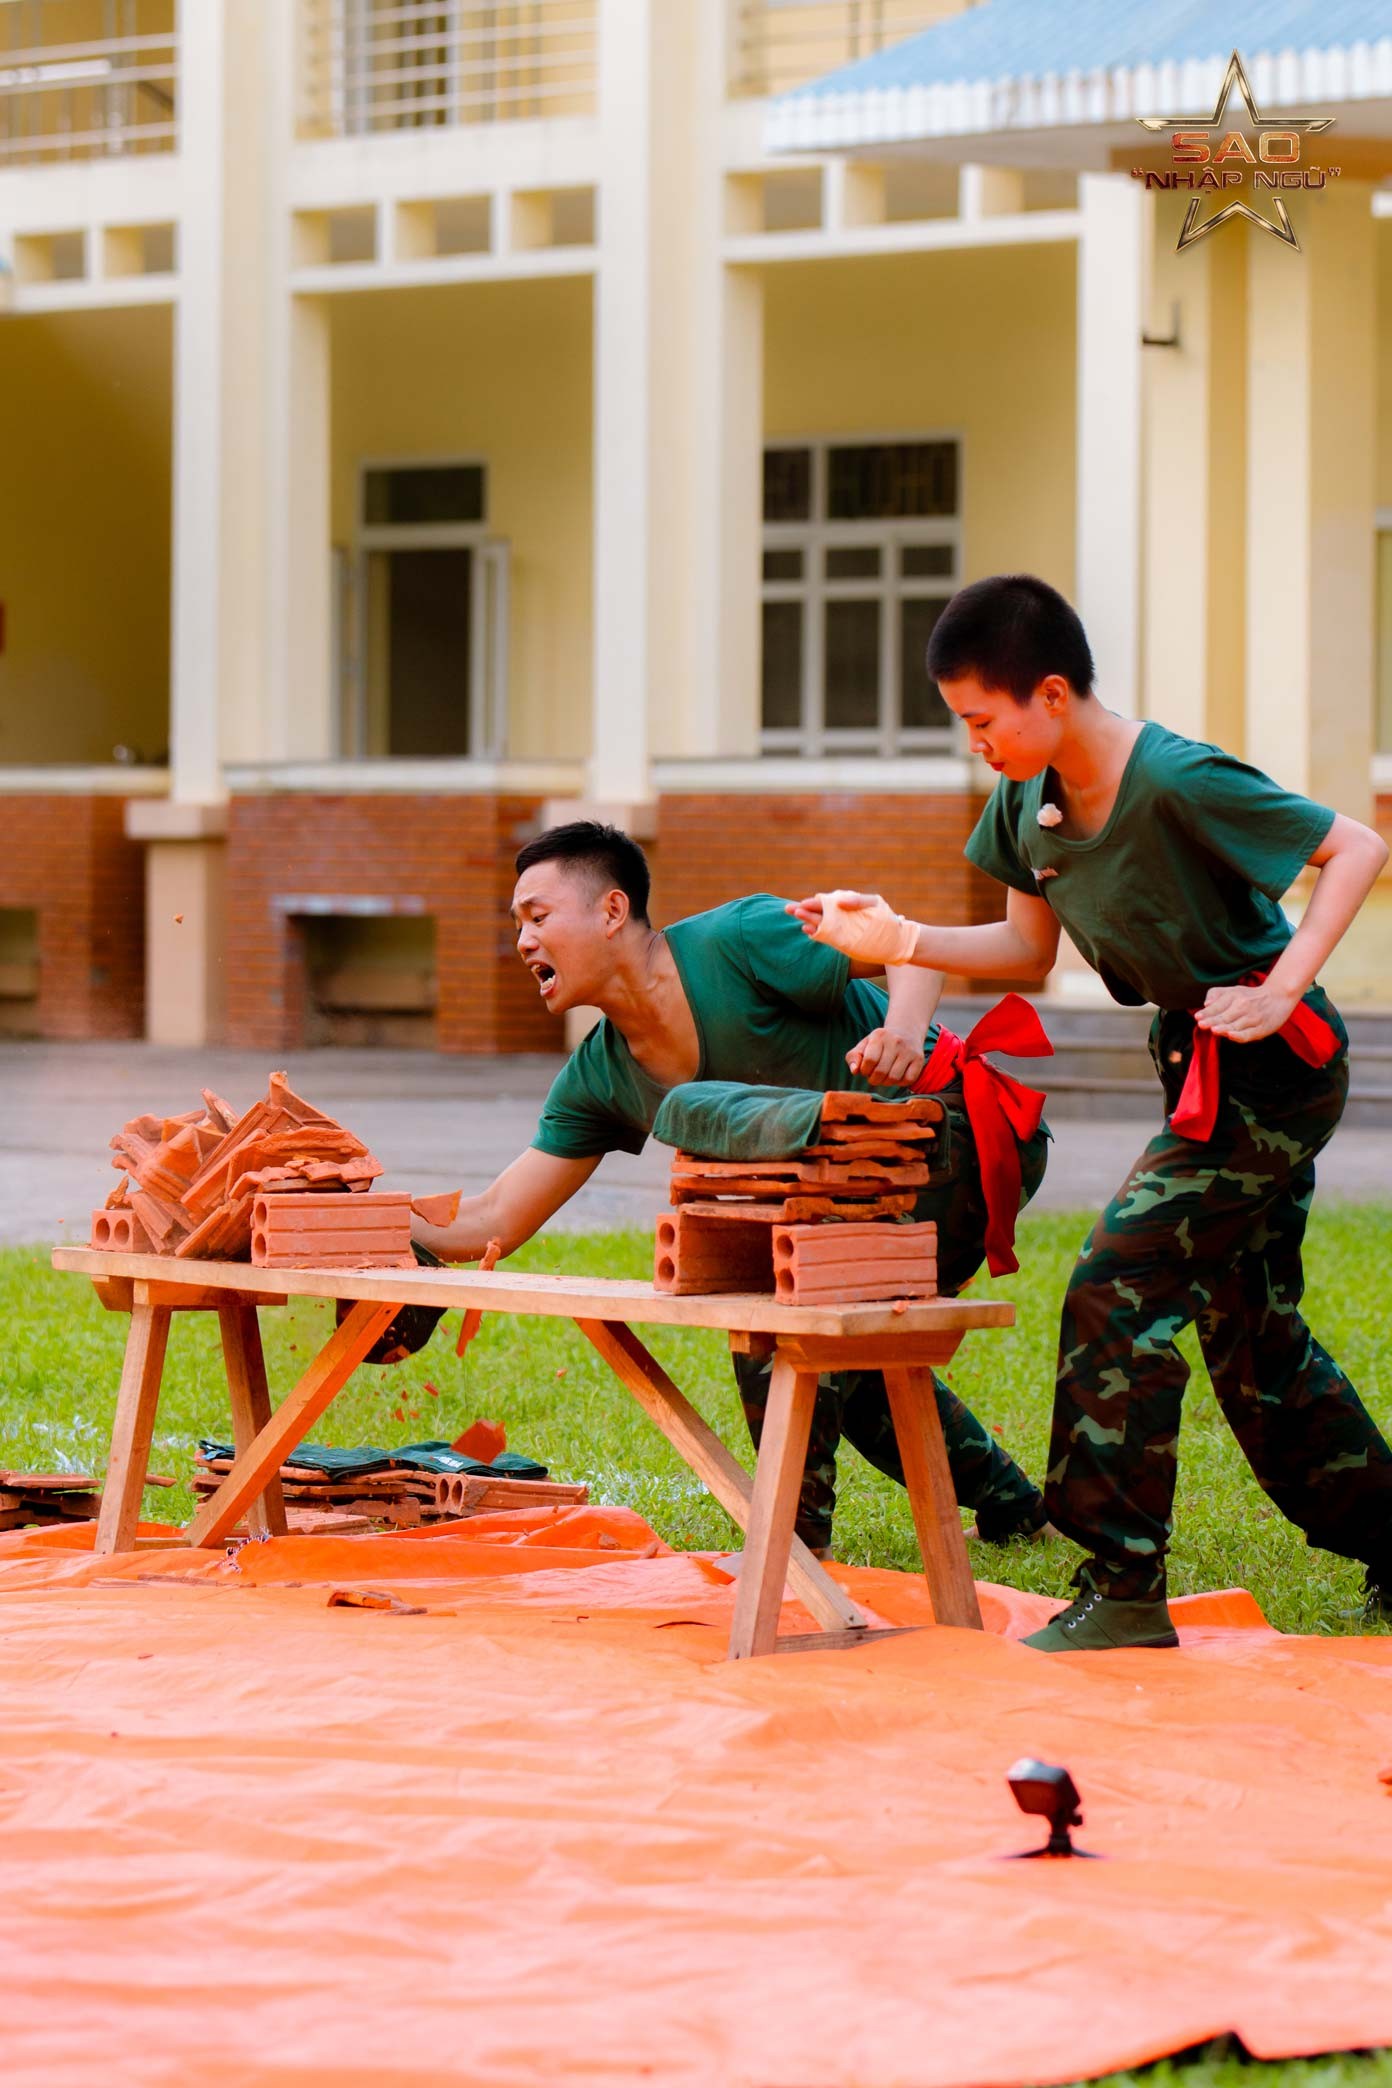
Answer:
[
  {"left": 452, "top": 1418, "right": 507, "bottom": 1463},
  {"left": 456, "top": 1237, "right": 503, "bottom": 1356}
]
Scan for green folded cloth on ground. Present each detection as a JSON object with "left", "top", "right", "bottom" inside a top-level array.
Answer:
[
  {"left": 651, "top": 1082, "right": 826, "bottom": 1160},
  {"left": 197, "top": 1438, "right": 548, "bottom": 1480}
]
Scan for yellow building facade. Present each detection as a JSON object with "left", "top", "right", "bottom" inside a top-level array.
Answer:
[{"left": 0, "top": 0, "right": 1389, "bottom": 1046}]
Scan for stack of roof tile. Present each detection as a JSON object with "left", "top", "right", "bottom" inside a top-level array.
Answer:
[
  {"left": 97, "top": 1071, "right": 386, "bottom": 1261},
  {"left": 656, "top": 1090, "right": 944, "bottom": 1303},
  {"left": 191, "top": 1452, "right": 588, "bottom": 1531},
  {"left": 0, "top": 1470, "right": 174, "bottom": 1531}
]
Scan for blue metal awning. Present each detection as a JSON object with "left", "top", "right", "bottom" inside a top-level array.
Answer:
[{"left": 765, "top": 1, "right": 1392, "bottom": 156}]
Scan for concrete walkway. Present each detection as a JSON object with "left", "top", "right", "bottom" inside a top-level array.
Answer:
[{"left": 5, "top": 1040, "right": 1390, "bottom": 1250}]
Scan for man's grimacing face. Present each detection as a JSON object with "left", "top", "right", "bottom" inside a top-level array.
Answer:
[
  {"left": 937, "top": 672, "right": 1069, "bottom": 782},
  {"left": 511, "top": 860, "right": 626, "bottom": 1016}
]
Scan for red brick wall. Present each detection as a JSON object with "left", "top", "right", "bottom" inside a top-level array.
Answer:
[
  {"left": 0, "top": 795, "right": 145, "bottom": 1038},
  {"left": 225, "top": 794, "right": 553, "bottom": 1055},
  {"left": 651, "top": 792, "right": 997, "bottom": 932},
  {"left": 223, "top": 787, "right": 1009, "bottom": 1053}
]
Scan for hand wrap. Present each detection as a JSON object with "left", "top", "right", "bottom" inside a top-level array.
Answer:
[{"left": 810, "top": 890, "right": 920, "bottom": 967}]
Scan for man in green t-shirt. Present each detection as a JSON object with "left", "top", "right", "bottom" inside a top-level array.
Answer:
[
  {"left": 416, "top": 820, "right": 1051, "bottom": 1556},
  {"left": 792, "top": 572, "right": 1392, "bottom": 1649}
]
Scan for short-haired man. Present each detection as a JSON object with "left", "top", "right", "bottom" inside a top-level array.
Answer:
[{"left": 417, "top": 820, "right": 1050, "bottom": 1557}]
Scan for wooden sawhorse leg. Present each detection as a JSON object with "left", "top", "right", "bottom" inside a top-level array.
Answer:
[
  {"left": 95, "top": 1301, "right": 172, "bottom": 1555},
  {"left": 727, "top": 1350, "right": 821, "bottom": 1659},
  {"left": 771, "top": 1334, "right": 983, "bottom": 1637},
  {"left": 883, "top": 1364, "right": 982, "bottom": 1629},
  {"left": 219, "top": 1303, "right": 288, "bottom": 1540},
  {"left": 575, "top": 1318, "right": 870, "bottom": 1652},
  {"left": 187, "top": 1299, "right": 402, "bottom": 1549}
]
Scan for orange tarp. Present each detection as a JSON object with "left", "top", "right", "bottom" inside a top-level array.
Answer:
[{"left": 3, "top": 1511, "right": 1392, "bottom": 2088}]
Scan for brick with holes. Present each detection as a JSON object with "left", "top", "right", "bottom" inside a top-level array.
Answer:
[
  {"left": 89, "top": 1207, "right": 153, "bottom": 1254},
  {"left": 653, "top": 1206, "right": 777, "bottom": 1296},
  {"left": 250, "top": 1190, "right": 415, "bottom": 1269},
  {"left": 772, "top": 1220, "right": 938, "bottom": 1306}
]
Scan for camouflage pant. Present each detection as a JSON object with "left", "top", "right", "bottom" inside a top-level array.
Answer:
[
  {"left": 1047, "top": 992, "right": 1392, "bottom": 1600},
  {"left": 734, "top": 1092, "right": 1050, "bottom": 1551}
]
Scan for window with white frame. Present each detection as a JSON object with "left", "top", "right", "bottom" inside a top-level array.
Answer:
[
  {"left": 761, "top": 438, "right": 960, "bottom": 757},
  {"left": 344, "top": 459, "right": 509, "bottom": 761}
]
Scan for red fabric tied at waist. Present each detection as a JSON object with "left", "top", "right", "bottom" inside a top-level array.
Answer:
[
  {"left": 912, "top": 992, "right": 1053, "bottom": 1278},
  {"left": 1168, "top": 973, "right": 1341, "bottom": 1143}
]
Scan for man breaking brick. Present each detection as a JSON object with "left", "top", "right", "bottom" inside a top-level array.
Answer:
[{"left": 415, "top": 820, "right": 1052, "bottom": 1559}]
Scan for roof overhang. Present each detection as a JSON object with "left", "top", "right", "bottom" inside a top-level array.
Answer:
[{"left": 766, "top": 28, "right": 1392, "bottom": 171}]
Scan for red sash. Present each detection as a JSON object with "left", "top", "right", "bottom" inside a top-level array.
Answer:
[
  {"left": 912, "top": 993, "right": 1053, "bottom": 1278},
  {"left": 1168, "top": 974, "right": 1340, "bottom": 1142}
]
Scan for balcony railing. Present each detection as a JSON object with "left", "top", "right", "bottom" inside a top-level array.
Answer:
[
  {"left": 0, "top": 3, "right": 176, "bottom": 165},
  {"left": 299, "top": 1, "right": 598, "bottom": 138},
  {"left": 731, "top": 0, "right": 972, "bottom": 100}
]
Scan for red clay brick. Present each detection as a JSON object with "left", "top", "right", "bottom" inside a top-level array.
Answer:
[
  {"left": 654, "top": 1206, "right": 776, "bottom": 1295},
  {"left": 773, "top": 1220, "right": 938, "bottom": 1304},
  {"left": 251, "top": 1190, "right": 413, "bottom": 1268},
  {"left": 89, "top": 1208, "right": 153, "bottom": 1254}
]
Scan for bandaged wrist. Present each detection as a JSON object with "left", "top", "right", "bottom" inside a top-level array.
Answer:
[{"left": 811, "top": 891, "right": 921, "bottom": 967}]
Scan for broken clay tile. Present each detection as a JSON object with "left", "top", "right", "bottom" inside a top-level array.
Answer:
[
  {"left": 200, "top": 1089, "right": 238, "bottom": 1133},
  {"left": 455, "top": 1238, "right": 504, "bottom": 1357},
  {"left": 452, "top": 1418, "right": 507, "bottom": 1463},
  {"left": 327, "top": 1588, "right": 426, "bottom": 1615},
  {"left": 819, "top": 1091, "right": 945, "bottom": 1126},
  {"left": 817, "top": 1121, "right": 937, "bottom": 1145},
  {"left": 126, "top": 1186, "right": 187, "bottom": 1253}
]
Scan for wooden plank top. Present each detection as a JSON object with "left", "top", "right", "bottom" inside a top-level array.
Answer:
[{"left": 53, "top": 1247, "right": 1014, "bottom": 1338}]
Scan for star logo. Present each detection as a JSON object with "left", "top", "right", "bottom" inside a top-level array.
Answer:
[{"left": 1136, "top": 50, "right": 1335, "bottom": 252}]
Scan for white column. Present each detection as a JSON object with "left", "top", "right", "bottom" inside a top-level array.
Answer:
[
  {"left": 1076, "top": 173, "right": 1148, "bottom": 715},
  {"left": 685, "top": 0, "right": 762, "bottom": 763},
  {"left": 265, "top": 293, "right": 333, "bottom": 760},
  {"left": 590, "top": 0, "right": 659, "bottom": 803},
  {"left": 688, "top": 263, "right": 763, "bottom": 760},
  {"left": 1141, "top": 193, "right": 1246, "bottom": 752},
  {"left": 169, "top": 0, "right": 274, "bottom": 792},
  {"left": 137, "top": 0, "right": 273, "bottom": 1042},
  {"left": 263, "top": 0, "right": 334, "bottom": 763},
  {"left": 168, "top": 0, "right": 233, "bottom": 803},
  {"left": 590, "top": 0, "right": 760, "bottom": 795},
  {"left": 1245, "top": 181, "right": 1375, "bottom": 817}
]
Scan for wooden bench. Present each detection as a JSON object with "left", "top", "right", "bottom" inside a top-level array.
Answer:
[{"left": 51, "top": 1248, "right": 1014, "bottom": 1660}]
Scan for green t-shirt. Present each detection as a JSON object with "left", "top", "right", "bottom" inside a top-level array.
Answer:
[
  {"left": 533, "top": 894, "right": 928, "bottom": 1159},
  {"left": 964, "top": 720, "right": 1336, "bottom": 1011}
]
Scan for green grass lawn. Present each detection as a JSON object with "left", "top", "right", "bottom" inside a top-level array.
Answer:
[{"left": 4, "top": 1205, "right": 1391, "bottom": 2087}]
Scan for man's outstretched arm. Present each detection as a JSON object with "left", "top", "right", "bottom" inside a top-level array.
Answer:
[
  {"left": 790, "top": 888, "right": 1060, "bottom": 982},
  {"left": 413, "top": 1147, "right": 601, "bottom": 1262}
]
